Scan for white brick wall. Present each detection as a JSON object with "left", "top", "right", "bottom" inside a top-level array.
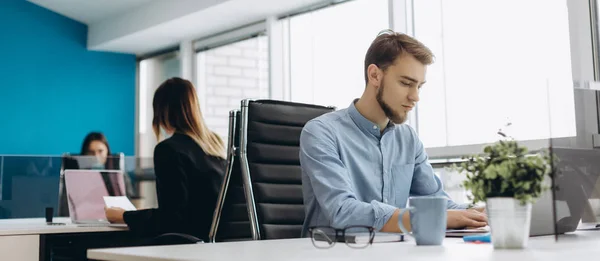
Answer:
[
  {"left": 214, "top": 46, "right": 243, "bottom": 56},
  {"left": 242, "top": 68, "right": 259, "bottom": 78},
  {"left": 198, "top": 36, "right": 269, "bottom": 140},
  {"left": 206, "top": 76, "right": 227, "bottom": 86},
  {"left": 205, "top": 55, "right": 227, "bottom": 66},
  {"left": 229, "top": 78, "right": 257, "bottom": 88},
  {"left": 213, "top": 66, "right": 243, "bottom": 77},
  {"left": 229, "top": 57, "right": 257, "bottom": 68}
]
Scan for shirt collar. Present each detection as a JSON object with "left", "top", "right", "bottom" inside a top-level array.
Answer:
[{"left": 347, "top": 99, "right": 395, "bottom": 139}]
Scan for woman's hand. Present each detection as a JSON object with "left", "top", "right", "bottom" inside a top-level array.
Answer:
[{"left": 105, "top": 207, "right": 126, "bottom": 224}]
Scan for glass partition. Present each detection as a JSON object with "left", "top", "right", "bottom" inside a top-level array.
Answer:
[
  {"left": 124, "top": 156, "right": 157, "bottom": 210},
  {"left": 0, "top": 155, "right": 156, "bottom": 219},
  {"left": 0, "top": 155, "right": 61, "bottom": 219},
  {"left": 550, "top": 86, "right": 600, "bottom": 241}
]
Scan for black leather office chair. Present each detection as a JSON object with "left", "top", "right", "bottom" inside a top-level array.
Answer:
[
  {"left": 209, "top": 110, "right": 253, "bottom": 242},
  {"left": 239, "top": 99, "right": 334, "bottom": 240}
]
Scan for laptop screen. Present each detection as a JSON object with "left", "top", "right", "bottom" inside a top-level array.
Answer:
[{"left": 64, "top": 170, "right": 126, "bottom": 222}]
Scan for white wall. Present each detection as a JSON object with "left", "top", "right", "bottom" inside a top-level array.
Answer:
[{"left": 197, "top": 36, "right": 269, "bottom": 139}]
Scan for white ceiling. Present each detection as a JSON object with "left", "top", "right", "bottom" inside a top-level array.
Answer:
[
  {"left": 28, "top": 0, "right": 333, "bottom": 55},
  {"left": 28, "top": 0, "right": 159, "bottom": 24}
]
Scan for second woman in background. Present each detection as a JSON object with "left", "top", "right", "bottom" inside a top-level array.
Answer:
[
  {"left": 105, "top": 77, "right": 226, "bottom": 242},
  {"left": 80, "top": 132, "right": 115, "bottom": 169}
]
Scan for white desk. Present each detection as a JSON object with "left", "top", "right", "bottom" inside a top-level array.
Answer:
[
  {"left": 88, "top": 231, "right": 600, "bottom": 261},
  {"left": 0, "top": 217, "right": 128, "bottom": 261},
  {"left": 0, "top": 217, "right": 126, "bottom": 236}
]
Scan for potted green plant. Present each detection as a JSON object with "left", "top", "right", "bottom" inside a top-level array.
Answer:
[{"left": 454, "top": 129, "right": 551, "bottom": 249}]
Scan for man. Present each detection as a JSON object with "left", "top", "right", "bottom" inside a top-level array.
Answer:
[{"left": 299, "top": 30, "right": 487, "bottom": 236}]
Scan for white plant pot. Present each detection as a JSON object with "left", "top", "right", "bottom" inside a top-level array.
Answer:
[{"left": 486, "top": 197, "right": 532, "bottom": 249}]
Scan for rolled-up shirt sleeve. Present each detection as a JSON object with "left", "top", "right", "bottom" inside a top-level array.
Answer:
[
  {"left": 410, "top": 128, "right": 467, "bottom": 210},
  {"left": 300, "top": 120, "right": 398, "bottom": 230}
]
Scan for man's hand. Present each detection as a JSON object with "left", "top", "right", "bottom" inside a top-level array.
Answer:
[
  {"left": 469, "top": 206, "right": 486, "bottom": 213},
  {"left": 105, "top": 207, "right": 126, "bottom": 224},
  {"left": 447, "top": 209, "right": 487, "bottom": 229}
]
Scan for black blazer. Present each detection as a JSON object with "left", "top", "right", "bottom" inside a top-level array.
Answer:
[{"left": 123, "top": 133, "right": 226, "bottom": 241}]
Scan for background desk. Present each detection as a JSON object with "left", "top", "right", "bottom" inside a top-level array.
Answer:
[
  {"left": 88, "top": 231, "right": 600, "bottom": 261},
  {"left": 0, "top": 217, "right": 133, "bottom": 261}
]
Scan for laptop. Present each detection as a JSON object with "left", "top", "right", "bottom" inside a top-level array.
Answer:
[
  {"left": 530, "top": 147, "right": 600, "bottom": 236},
  {"left": 64, "top": 169, "right": 129, "bottom": 227}
]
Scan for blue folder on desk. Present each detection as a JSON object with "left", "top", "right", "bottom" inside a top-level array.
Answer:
[{"left": 463, "top": 233, "right": 491, "bottom": 243}]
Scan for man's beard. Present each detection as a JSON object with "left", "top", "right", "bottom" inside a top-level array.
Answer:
[{"left": 376, "top": 80, "right": 407, "bottom": 124}]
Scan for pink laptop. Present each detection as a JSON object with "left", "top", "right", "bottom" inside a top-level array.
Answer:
[{"left": 64, "top": 169, "right": 126, "bottom": 226}]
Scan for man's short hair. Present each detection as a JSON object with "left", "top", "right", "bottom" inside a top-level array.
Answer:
[{"left": 364, "top": 29, "right": 435, "bottom": 84}]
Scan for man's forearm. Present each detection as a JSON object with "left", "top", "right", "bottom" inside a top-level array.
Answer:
[{"left": 380, "top": 209, "right": 411, "bottom": 233}]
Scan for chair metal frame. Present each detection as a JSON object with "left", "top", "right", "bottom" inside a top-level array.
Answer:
[
  {"left": 239, "top": 99, "right": 262, "bottom": 240},
  {"left": 208, "top": 110, "right": 239, "bottom": 243}
]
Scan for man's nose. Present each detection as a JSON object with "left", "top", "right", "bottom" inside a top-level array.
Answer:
[{"left": 409, "top": 88, "right": 420, "bottom": 102}]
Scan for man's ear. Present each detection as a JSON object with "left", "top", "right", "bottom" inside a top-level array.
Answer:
[{"left": 367, "top": 64, "right": 382, "bottom": 88}]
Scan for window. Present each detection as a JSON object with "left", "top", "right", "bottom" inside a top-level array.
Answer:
[
  {"left": 138, "top": 52, "right": 181, "bottom": 157},
  {"left": 287, "top": 0, "right": 389, "bottom": 110},
  {"left": 196, "top": 36, "right": 269, "bottom": 139},
  {"left": 413, "top": 0, "right": 576, "bottom": 149}
]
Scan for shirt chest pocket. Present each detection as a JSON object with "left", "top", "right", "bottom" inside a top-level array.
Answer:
[{"left": 389, "top": 163, "right": 415, "bottom": 207}]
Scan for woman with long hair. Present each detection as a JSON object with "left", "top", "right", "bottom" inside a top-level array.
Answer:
[
  {"left": 105, "top": 77, "right": 226, "bottom": 242},
  {"left": 80, "top": 132, "right": 115, "bottom": 169}
]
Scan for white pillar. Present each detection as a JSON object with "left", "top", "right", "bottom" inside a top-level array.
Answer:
[
  {"left": 389, "top": 0, "right": 412, "bottom": 35},
  {"left": 267, "top": 16, "right": 289, "bottom": 101},
  {"left": 180, "top": 40, "right": 195, "bottom": 82},
  {"left": 390, "top": 0, "right": 419, "bottom": 130}
]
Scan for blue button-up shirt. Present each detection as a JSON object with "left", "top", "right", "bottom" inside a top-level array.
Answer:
[{"left": 300, "top": 101, "right": 465, "bottom": 237}]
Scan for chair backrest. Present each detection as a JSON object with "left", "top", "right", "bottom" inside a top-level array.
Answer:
[
  {"left": 209, "top": 110, "right": 252, "bottom": 242},
  {"left": 239, "top": 99, "right": 334, "bottom": 240}
]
